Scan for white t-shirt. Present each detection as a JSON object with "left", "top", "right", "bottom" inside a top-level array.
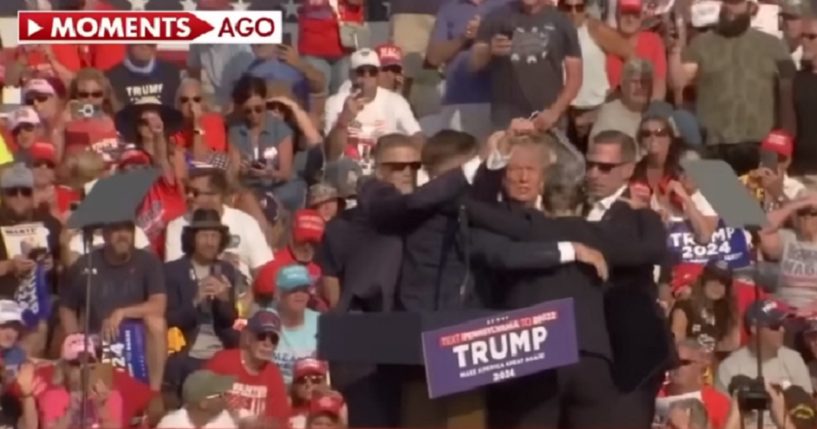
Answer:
[
  {"left": 164, "top": 206, "right": 273, "bottom": 278},
  {"left": 156, "top": 408, "right": 238, "bottom": 429},
  {"left": 324, "top": 87, "right": 422, "bottom": 175},
  {"left": 68, "top": 227, "right": 151, "bottom": 255}
]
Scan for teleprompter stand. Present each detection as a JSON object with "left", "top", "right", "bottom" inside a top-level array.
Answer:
[
  {"left": 66, "top": 168, "right": 160, "bottom": 425},
  {"left": 682, "top": 159, "right": 770, "bottom": 429}
]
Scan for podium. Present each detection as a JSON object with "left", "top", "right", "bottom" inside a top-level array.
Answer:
[{"left": 318, "top": 310, "right": 495, "bottom": 429}]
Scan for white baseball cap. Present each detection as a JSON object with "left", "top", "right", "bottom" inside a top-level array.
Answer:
[
  {"left": 350, "top": 49, "right": 381, "bottom": 70},
  {"left": 0, "top": 300, "right": 24, "bottom": 325},
  {"left": 8, "top": 107, "right": 41, "bottom": 131}
]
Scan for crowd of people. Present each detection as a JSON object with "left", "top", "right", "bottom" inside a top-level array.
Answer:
[{"left": 0, "top": 0, "right": 815, "bottom": 427}]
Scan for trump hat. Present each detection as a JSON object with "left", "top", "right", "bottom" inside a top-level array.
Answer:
[
  {"left": 292, "top": 209, "right": 325, "bottom": 244},
  {"left": 375, "top": 43, "right": 403, "bottom": 67},
  {"left": 350, "top": 48, "right": 381, "bottom": 69},
  {"left": 761, "top": 130, "right": 794, "bottom": 158},
  {"left": 276, "top": 264, "right": 313, "bottom": 292}
]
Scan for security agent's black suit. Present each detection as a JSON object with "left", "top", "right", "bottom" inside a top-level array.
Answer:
[{"left": 464, "top": 198, "right": 672, "bottom": 429}]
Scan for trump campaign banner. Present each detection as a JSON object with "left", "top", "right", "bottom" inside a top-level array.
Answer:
[
  {"left": 421, "top": 298, "right": 579, "bottom": 399},
  {"left": 101, "top": 320, "right": 149, "bottom": 384},
  {"left": 666, "top": 219, "right": 752, "bottom": 269}
]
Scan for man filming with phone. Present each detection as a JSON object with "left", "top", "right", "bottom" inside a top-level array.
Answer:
[
  {"left": 739, "top": 130, "right": 806, "bottom": 211},
  {"left": 324, "top": 48, "right": 423, "bottom": 173}
]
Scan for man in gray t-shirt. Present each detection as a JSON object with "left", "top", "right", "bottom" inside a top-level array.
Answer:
[{"left": 470, "top": 0, "right": 582, "bottom": 132}]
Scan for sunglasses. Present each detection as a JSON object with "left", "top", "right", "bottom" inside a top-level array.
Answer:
[
  {"left": 639, "top": 128, "right": 670, "bottom": 138},
  {"left": 381, "top": 161, "right": 422, "bottom": 172},
  {"left": 559, "top": 3, "right": 586, "bottom": 12},
  {"left": 187, "top": 188, "right": 218, "bottom": 198},
  {"left": 33, "top": 160, "right": 55, "bottom": 169},
  {"left": 678, "top": 358, "right": 698, "bottom": 366},
  {"left": 180, "top": 96, "right": 202, "bottom": 104},
  {"left": 586, "top": 160, "right": 622, "bottom": 173},
  {"left": 296, "top": 375, "right": 326, "bottom": 385},
  {"left": 76, "top": 91, "right": 104, "bottom": 99},
  {"left": 243, "top": 105, "right": 265, "bottom": 115},
  {"left": 797, "top": 208, "right": 817, "bottom": 217},
  {"left": 381, "top": 65, "right": 403, "bottom": 74},
  {"left": 3, "top": 187, "right": 33, "bottom": 198},
  {"left": 803, "top": 33, "right": 817, "bottom": 41},
  {"left": 355, "top": 66, "right": 379, "bottom": 77},
  {"left": 25, "top": 95, "right": 50, "bottom": 105},
  {"left": 255, "top": 332, "right": 279, "bottom": 344},
  {"left": 14, "top": 124, "right": 36, "bottom": 134}
]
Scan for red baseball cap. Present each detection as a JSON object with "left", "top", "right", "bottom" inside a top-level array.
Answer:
[
  {"left": 671, "top": 263, "right": 704, "bottom": 293},
  {"left": 294, "top": 358, "right": 328, "bottom": 380},
  {"left": 375, "top": 43, "right": 403, "bottom": 67},
  {"left": 761, "top": 129, "right": 793, "bottom": 158},
  {"left": 293, "top": 209, "right": 325, "bottom": 244},
  {"left": 118, "top": 146, "right": 152, "bottom": 168},
  {"left": 619, "top": 0, "right": 643, "bottom": 13},
  {"left": 29, "top": 142, "right": 57, "bottom": 164}
]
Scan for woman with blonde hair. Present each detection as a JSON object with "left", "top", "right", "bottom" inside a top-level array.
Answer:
[{"left": 68, "top": 68, "right": 121, "bottom": 117}]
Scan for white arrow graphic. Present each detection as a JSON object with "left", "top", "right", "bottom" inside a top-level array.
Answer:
[{"left": 27, "top": 19, "right": 43, "bottom": 37}]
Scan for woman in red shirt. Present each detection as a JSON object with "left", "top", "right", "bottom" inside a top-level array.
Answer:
[
  {"left": 299, "top": 0, "right": 365, "bottom": 94},
  {"left": 170, "top": 78, "right": 229, "bottom": 175},
  {"left": 607, "top": 0, "right": 667, "bottom": 100}
]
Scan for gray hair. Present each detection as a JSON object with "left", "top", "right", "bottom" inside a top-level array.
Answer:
[{"left": 545, "top": 128, "right": 586, "bottom": 190}]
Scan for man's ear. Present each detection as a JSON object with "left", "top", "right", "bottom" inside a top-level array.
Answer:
[{"left": 749, "top": 1, "right": 759, "bottom": 16}]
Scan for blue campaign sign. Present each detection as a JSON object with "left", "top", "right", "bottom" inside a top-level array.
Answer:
[
  {"left": 101, "top": 320, "right": 149, "bottom": 383},
  {"left": 421, "top": 298, "right": 579, "bottom": 399},
  {"left": 667, "top": 219, "right": 751, "bottom": 269}
]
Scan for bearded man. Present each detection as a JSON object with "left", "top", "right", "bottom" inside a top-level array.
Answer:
[{"left": 669, "top": 0, "right": 797, "bottom": 176}]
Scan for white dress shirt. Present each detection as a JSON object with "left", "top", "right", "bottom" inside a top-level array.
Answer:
[{"left": 586, "top": 185, "right": 627, "bottom": 222}]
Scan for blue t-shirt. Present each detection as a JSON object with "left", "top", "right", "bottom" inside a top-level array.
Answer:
[{"left": 272, "top": 309, "right": 319, "bottom": 385}]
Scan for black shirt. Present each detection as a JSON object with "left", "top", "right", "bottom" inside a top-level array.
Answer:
[
  {"left": 476, "top": 1, "right": 581, "bottom": 130},
  {"left": 792, "top": 70, "right": 817, "bottom": 175},
  {"left": 61, "top": 248, "right": 165, "bottom": 332},
  {"left": 106, "top": 60, "right": 181, "bottom": 107}
]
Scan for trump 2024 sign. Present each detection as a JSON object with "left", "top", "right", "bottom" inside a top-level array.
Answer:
[{"left": 421, "top": 298, "right": 579, "bottom": 399}]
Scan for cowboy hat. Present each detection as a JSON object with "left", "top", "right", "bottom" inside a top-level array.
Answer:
[{"left": 114, "top": 97, "right": 183, "bottom": 143}]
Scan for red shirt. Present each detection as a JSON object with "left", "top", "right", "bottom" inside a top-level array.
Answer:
[
  {"left": 606, "top": 31, "right": 667, "bottom": 89},
  {"left": 657, "top": 386, "right": 731, "bottom": 429},
  {"left": 137, "top": 179, "right": 187, "bottom": 258},
  {"left": 298, "top": 0, "right": 364, "bottom": 58},
  {"left": 32, "top": 364, "right": 153, "bottom": 427},
  {"left": 14, "top": 44, "right": 124, "bottom": 80},
  {"left": 55, "top": 185, "right": 82, "bottom": 215},
  {"left": 170, "top": 113, "right": 227, "bottom": 153},
  {"left": 205, "top": 349, "right": 291, "bottom": 423}
]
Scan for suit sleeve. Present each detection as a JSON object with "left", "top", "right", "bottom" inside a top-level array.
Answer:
[
  {"left": 163, "top": 263, "right": 198, "bottom": 332},
  {"left": 472, "top": 229, "right": 568, "bottom": 271},
  {"left": 464, "top": 199, "right": 534, "bottom": 240},
  {"left": 365, "top": 169, "right": 470, "bottom": 231},
  {"left": 596, "top": 205, "right": 667, "bottom": 267}
]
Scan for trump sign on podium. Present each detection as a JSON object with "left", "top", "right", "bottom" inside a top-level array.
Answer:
[{"left": 421, "top": 298, "right": 579, "bottom": 398}]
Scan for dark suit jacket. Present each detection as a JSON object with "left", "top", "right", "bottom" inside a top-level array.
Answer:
[
  {"left": 362, "top": 168, "right": 476, "bottom": 311},
  {"left": 164, "top": 257, "right": 240, "bottom": 349},
  {"left": 465, "top": 198, "right": 673, "bottom": 390}
]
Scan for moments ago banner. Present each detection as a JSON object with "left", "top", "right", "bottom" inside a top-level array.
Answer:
[{"left": 421, "top": 298, "right": 579, "bottom": 399}]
